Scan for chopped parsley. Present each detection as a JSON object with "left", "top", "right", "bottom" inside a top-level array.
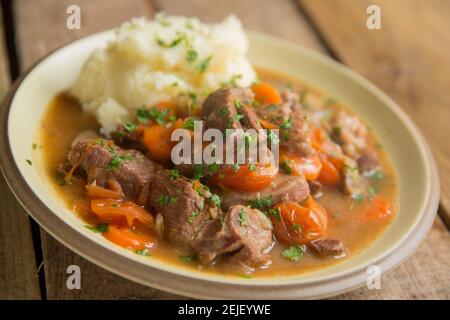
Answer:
[
  {"left": 193, "top": 164, "right": 203, "bottom": 180},
  {"left": 195, "top": 55, "right": 212, "bottom": 73},
  {"left": 267, "top": 130, "right": 280, "bottom": 145},
  {"left": 96, "top": 139, "right": 106, "bottom": 146},
  {"left": 232, "top": 163, "right": 239, "bottom": 172},
  {"left": 282, "top": 160, "right": 293, "bottom": 175},
  {"left": 351, "top": 194, "right": 365, "bottom": 203},
  {"left": 208, "top": 162, "right": 219, "bottom": 174},
  {"left": 209, "top": 194, "right": 222, "bottom": 208},
  {"left": 186, "top": 49, "right": 198, "bottom": 63},
  {"left": 233, "top": 114, "right": 244, "bottom": 122},
  {"left": 136, "top": 107, "right": 171, "bottom": 125},
  {"left": 248, "top": 164, "right": 257, "bottom": 172},
  {"left": 182, "top": 118, "right": 195, "bottom": 130},
  {"left": 135, "top": 249, "right": 151, "bottom": 256},
  {"left": 188, "top": 211, "right": 200, "bottom": 224},
  {"left": 249, "top": 196, "right": 273, "bottom": 210},
  {"left": 32, "top": 143, "right": 41, "bottom": 150},
  {"left": 159, "top": 195, "right": 177, "bottom": 205},
  {"left": 369, "top": 171, "right": 384, "bottom": 180},
  {"left": 280, "top": 117, "right": 292, "bottom": 130},
  {"left": 86, "top": 224, "right": 108, "bottom": 233},
  {"left": 290, "top": 223, "right": 301, "bottom": 231},
  {"left": 236, "top": 273, "right": 252, "bottom": 279},
  {"left": 223, "top": 74, "right": 243, "bottom": 87},
  {"left": 282, "top": 245, "right": 305, "bottom": 262},
  {"left": 180, "top": 255, "right": 197, "bottom": 263},
  {"left": 367, "top": 185, "right": 379, "bottom": 197},
  {"left": 267, "top": 207, "right": 281, "bottom": 221},
  {"left": 156, "top": 32, "right": 188, "bottom": 48},
  {"left": 218, "top": 107, "right": 229, "bottom": 118},
  {"left": 26, "top": 159, "right": 32, "bottom": 166},
  {"left": 169, "top": 169, "right": 181, "bottom": 179},
  {"left": 238, "top": 208, "right": 248, "bottom": 227},
  {"left": 123, "top": 121, "right": 136, "bottom": 133},
  {"left": 107, "top": 154, "right": 133, "bottom": 171}
]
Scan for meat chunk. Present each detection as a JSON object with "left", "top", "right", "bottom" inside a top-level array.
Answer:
[
  {"left": 309, "top": 239, "right": 346, "bottom": 256},
  {"left": 221, "top": 174, "right": 310, "bottom": 210},
  {"left": 357, "top": 148, "right": 379, "bottom": 175},
  {"left": 147, "top": 170, "right": 218, "bottom": 246},
  {"left": 201, "top": 87, "right": 257, "bottom": 132},
  {"left": 111, "top": 124, "right": 147, "bottom": 154},
  {"left": 342, "top": 156, "right": 367, "bottom": 197},
  {"left": 66, "top": 139, "right": 155, "bottom": 200},
  {"left": 257, "top": 89, "right": 313, "bottom": 157},
  {"left": 192, "top": 205, "right": 273, "bottom": 265},
  {"left": 308, "top": 180, "right": 322, "bottom": 197},
  {"left": 330, "top": 111, "right": 368, "bottom": 158}
]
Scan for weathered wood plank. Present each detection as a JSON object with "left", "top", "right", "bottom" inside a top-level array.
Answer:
[
  {"left": 299, "top": 0, "right": 450, "bottom": 299},
  {"left": 14, "top": 0, "right": 184, "bottom": 299},
  {"left": 0, "top": 4, "right": 41, "bottom": 300},
  {"left": 299, "top": 0, "right": 450, "bottom": 227}
]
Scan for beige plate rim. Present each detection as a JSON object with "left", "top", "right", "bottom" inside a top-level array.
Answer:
[{"left": 0, "top": 30, "right": 440, "bottom": 299}]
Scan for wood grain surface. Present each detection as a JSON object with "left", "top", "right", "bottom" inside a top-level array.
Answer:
[
  {"left": 1, "top": 0, "right": 448, "bottom": 299},
  {"left": 0, "top": 4, "right": 41, "bottom": 300},
  {"left": 299, "top": 0, "right": 450, "bottom": 227}
]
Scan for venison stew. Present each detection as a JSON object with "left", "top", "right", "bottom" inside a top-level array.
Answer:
[{"left": 37, "top": 68, "right": 397, "bottom": 278}]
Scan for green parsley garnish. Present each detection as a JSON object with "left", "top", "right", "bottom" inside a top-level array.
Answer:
[
  {"left": 267, "top": 130, "right": 280, "bottom": 145},
  {"left": 186, "top": 49, "right": 198, "bottom": 63},
  {"left": 86, "top": 224, "right": 108, "bottom": 233},
  {"left": 208, "top": 162, "right": 219, "bottom": 174},
  {"left": 233, "top": 114, "right": 244, "bottom": 122},
  {"left": 218, "top": 107, "right": 228, "bottom": 118},
  {"left": 238, "top": 208, "right": 248, "bottom": 227},
  {"left": 156, "top": 32, "right": 188, "bottom": 48},
  {"left": 180, "top": 255, "right": 197, "bottom": 263},
  {"left": 248, "top": 164, "right": 257, "bottom": 171},
  {"left": 188, "top": 211, "right": 200, "bottom": 224},
  {"left": 249, "top": 197, "right": 273, "bottom": 210},
  {"left": 135, "top": 249, "right": 151, "bottom": 256},
  {"left": 280, "top": 117, "right": 292, "bottom": 130},
  {"left": 351, "top": 194, "right": 365, "bottom": 203},
  {"left": 26, "top": 159, "right": 32, "bottom": 166},
  {"left": 209, "top": 194, "right": 222, "bottom": 208},
  {"left": 159, "top": 195, "right": 177, "bottom": 205},
  {"left": 282, "top": 245, "right": 305, "bottom": 262},
  {"left": 196, "top": 55, "right": 212, "bottom": 73},
  {"left": 182, "top": 118, "right": 195, "bottom": 130},
  {"left": 282, "top": 160, "right": 293, "bottom": 175},
  {"left": 123, "top": 121, "right": 136, "bottom": 133},
  {"left": 370, "top": 171, "right": 384, "bottom": 180},
  {"left": 193, "top": 164, "right": 203, "bottom": 180},
  {"left": 107, "top": 154, "right": 133, "bottom": 171},
  {"left": 267, "top": 207, "right": 281, "bottom": 221},
  {"left": 169, "top": 169, "right": 181, "bottom": 179},
  {"left": 232, "top": 163, "right": 239, "bottom": 172},
  {"left": 236, "top": 273, "right": 252, "bottom": 279}
]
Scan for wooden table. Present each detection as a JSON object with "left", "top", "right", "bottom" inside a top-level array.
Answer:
[{"left": 1, "top": 0, "right": 449, "bottom": 300}]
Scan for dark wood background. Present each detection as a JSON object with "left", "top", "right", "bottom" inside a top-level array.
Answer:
[{"left": 0, "top": 0, "right": 449, "bottom": 299}]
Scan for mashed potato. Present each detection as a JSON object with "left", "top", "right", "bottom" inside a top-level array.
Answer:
[{"left": 71, "top": 13, "right": 256, "bottom": 134}]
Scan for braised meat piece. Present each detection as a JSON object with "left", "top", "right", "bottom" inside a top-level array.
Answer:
[
  {"left": 147, "top": 170, "right": 219, "bottom": 246},
  {"left": 257, "top": 89, "right": 313, "bottom": 157},
  {"left": 201, "top": 87, "right": 258, "bottom": 132},
  {"left": 357, "top": 148, "right": 379, "bottom": 175},
  {"left": 221, "top": 174, "right": 310, "bottom": 210},
  {"left": 192, "top": 205, "right": 273, "bottom": 265},
  {"left": 330, "top": 111, "right": 368, "bottom": 158},
  {"left": 342, "top": 156, "right": 367, "bottom": 197},
  {"left": 309, "top": 239, "right": 346, "bottom": 256},
  {"left": 66, "top": 139, "right": 155, "bottom": 200}
]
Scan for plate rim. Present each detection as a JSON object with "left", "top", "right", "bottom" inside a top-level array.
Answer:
[{"left": 0, "top": 30, "right": 440, "bottom": 299}]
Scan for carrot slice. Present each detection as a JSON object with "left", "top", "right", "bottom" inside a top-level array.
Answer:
[
  {"left": 85, "top": 183, "right": 122, "bottom": 199},
  {"left": 141, "top": 124, "right": 173, "bottom": 161},
  {"left": 271, "top": 198, "right": 328, "bottom": 245},
  {"left": 251, "top": 82, "right": 282, "bottom": 104},
  {"left": 365, "top": 196, "right": 392, "bottom": 221},
  {"left": 90, "top": 199, "right": 154, "bottom": 228},
  {"left": 280, "top": 151, "right": 322, "bottom": 180},
  {"left": 103, "top": 225, "right": 155, "bottom": 251},
  {"left": 317, "top": 156, "right": 341, "bottom": 186}
]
